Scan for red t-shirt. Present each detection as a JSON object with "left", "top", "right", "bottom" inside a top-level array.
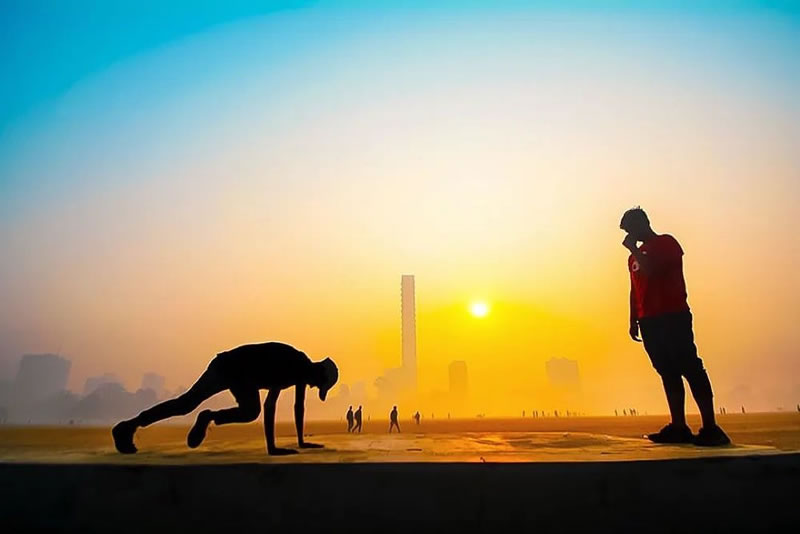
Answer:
[{"left": 628, "top": 234, "right": 690, "bottom": 319}]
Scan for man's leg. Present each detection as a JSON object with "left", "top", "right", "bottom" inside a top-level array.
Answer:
[
  {"left": 684, "top": 362, "right": 716, "bottom": 428},
  {"left": 112, "top": 365, "right": 225, "bottom": 453},
  {"left": 639, "top": 316, "right": 692, "bottom": 443},
  {"left": 661, "top": 374, "right": 687, "bottom": 427},
  {"left": 187, "top": 387, "right": 261, "bottom": 448},
  {"left": 674, "top": 313, "right": 716, "bottom": 428}
]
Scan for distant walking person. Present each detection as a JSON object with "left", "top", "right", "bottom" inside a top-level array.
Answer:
[
  {"left": 621, "top": 207, "right": 729, "bottom": 446},
  {"left": 346, "top": 405, "right": 354, "bottom": 433},
  {"left": 389, "top": 406, "right": 401, "bottom": 433},
  {"left": 112, "top": 342, "right": 338, "bottom": 456},
  {"left": 414, "top": 411, "right": 421, "bottom": 425},
  {"left": 353, "top": 405, "right": 363, "bottom": 433}
]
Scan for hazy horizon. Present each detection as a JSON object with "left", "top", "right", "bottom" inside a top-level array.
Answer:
[{"left": 2, "top": 2, "right": 799, "bottom": 416}]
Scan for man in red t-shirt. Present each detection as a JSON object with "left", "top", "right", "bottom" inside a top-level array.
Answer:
[{"left": 621, "top": 207, "right": 729, "bottom": 446}]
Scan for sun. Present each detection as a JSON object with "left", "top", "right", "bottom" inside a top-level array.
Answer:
[{"left": 470, "top": 301, "right": 490, "bottom": 318}]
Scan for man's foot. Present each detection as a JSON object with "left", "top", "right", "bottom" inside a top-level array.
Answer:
[
  {"left": 646, "top": 423, "right": 694, "bottom": 444},
  {"left": 187, "top": 410, "right": 213, "bottom": 449},
  {"left": 268, "top": 448, "right": 299, "bottom": 456},
  {"left": 112, "top": 420, "right": 138, "bottom": 454},
  {"left": 693, "top": 425, "right": 731, "bottom": 447}
]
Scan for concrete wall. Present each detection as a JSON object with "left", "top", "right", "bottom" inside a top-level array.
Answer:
[{"left": 2, "top": 455, "right": 797, "bottom": 533}]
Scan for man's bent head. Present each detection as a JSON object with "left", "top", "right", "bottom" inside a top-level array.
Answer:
[
  {"left": 313, "top": 357, "right": 339, "bottom": 401},
  {"left": 620, "top": 206, "right": 651, "bottom": 241}
]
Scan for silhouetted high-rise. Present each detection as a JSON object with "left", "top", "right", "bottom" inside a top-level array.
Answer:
[
  {"left": 545, "top": 357, "right": 580, "bottom": 388},
  {"left": 449, "top": 360, "right": 468, "bottom": 401},
  {"left": 14, "top": 353, "right": 71, "bottom": 403},
  {"left": 401, "top": 274, "right": 417, "bottom": 391}
]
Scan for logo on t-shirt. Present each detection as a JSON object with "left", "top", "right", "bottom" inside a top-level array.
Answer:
[{"left": 631, "top": 260, "right": 640, "bottom": 272}]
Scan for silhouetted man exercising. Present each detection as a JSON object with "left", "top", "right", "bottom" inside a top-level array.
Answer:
[
  {"left": 621, "top": 207, "right": 729, "bottom": 446},
  {"left": 112, "top": 342, "right": 338, "bottom": 455}
]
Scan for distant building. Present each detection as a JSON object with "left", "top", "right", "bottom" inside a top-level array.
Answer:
[
  {"left": 449, "top": 361, "right": 468, "bottom": 402},
  {"left": 545, "top": 357, "right": 582, "bottom": 410},
  {"left": 84, "top": 373, "right": 122, "bottom": 395},
  {"left": 374, "top": 275, "right": 419, "bottom": 406},
  {"left": 141, "top": 372, "right": 166, "bottom": 397},
  {"left": 401, "top": 274, "right": 417, "bottom": 391},
  {"left": 350, "top": 381, "right": 366, "bottom": 401},
  {"left": 14, "top": 354, "right": 71, "bottom": 403},
  {"left": 545, "top": 357, "right": 580, "bottom": 388}
]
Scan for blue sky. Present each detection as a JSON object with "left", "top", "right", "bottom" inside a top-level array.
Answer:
[{"left": 2, "top": 1, "right": 798, "bottom": 131}]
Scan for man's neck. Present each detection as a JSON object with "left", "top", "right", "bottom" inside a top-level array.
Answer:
[{"left": 641, "top": 229, "right": 658, "bottom": 243}]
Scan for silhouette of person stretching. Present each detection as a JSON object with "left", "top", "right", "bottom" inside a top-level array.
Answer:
[
  {"left": 414, "top": 411, "right": 421, "bottom": 425},
  {"left": 112, "top": 342, "right": 338, "bottom": 456},
  {"left": 389, "top": 406, "right": 401, "bottom": 433},
  {"left": 353, "top": 405, "right": 363, "bottom": 433},
  {"left": 621, "top": 207, "right": 729, "bottom": 446},
  {"left": 346, "top": 405, "right": 354, "bottom": 433}
]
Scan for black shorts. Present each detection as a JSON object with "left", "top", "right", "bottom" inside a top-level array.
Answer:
[
  {"left": 196, "top": 355, "right": 259, "bottom": 406},
  {"left": 638, "top": 310, "right": 705, "bottom": 377}
]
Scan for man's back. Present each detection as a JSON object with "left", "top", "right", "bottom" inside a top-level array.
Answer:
[{"left": 214, "top": 342, "right": 312, "bottom": 390}]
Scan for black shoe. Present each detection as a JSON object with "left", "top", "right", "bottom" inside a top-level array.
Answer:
[
  {"left": 646, "top": 423, "right": 694, "bottom": 444},
  {"left": 112, "top": 420, "right": 138, "bottom": 454},
  {"left": 693, "top": 425, "right": 731, "bottom": 447},
  {"left": 187, "top": 410, "right": 213, "bottom": 449}
]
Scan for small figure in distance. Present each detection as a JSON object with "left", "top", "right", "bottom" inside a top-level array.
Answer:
[
  {"left": 112, "top": 341, "right": 338, "bottom": 456},
  {"left": 741, "top": 406, "right": 745, "bottom": 414},
  {"left": 621, "top": 207, "right": 729, "bottom": 446},
  {"left": 353, "top": 405, "right": 363, "bottom": 433},
  {"left": 346, "top": 405, "right": 354, "bottom": 433},
  {"left": 414, "top": 411, "right": 421, "bottom": 425},
  {"left": 389, "top": 406, "right": 401, "bottom": 433}
]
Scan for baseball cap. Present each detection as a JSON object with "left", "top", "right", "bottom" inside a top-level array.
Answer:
[{"left": 318, "top": 357, "right": 338, "bottom": 401}]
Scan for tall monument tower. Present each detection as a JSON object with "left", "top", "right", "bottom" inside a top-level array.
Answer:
[{"left": 401, "top": 274, "right": 417, "bottom": 391}]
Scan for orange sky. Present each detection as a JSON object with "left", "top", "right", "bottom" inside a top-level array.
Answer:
[{"left": 1, "top": 8, "right": 798, "bottom": 415}]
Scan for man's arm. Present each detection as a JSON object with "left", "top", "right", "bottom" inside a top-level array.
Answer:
[
  {"left": 623, "top": 235, "right": 652, "bottom": 275},
  {"left": 263, "top": 389, "right": 297, "bottom": 455},
  {"left": 629, "top": 284, "right": 641, "bottom": 342},
  {"left": 295, "top": 384, "right": 323, "bottom": 449}
]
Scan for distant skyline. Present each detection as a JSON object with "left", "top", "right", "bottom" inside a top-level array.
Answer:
[{"left": 1, "top": 2, "right": 799, "bottom": 414}]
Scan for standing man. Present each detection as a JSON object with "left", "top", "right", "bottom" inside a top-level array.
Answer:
[
  {"left": 353, "top": 405, "right": 363, "bottom": 433},
  {"left": 621, "top": 207, "right": 729, "bottom": 446},
  {"left": 389, "top": 406, "right": 401, "bottom": 433},
  {"left": 112, "top": 341, "right": 339, "bottom": 456},
  {"left": 346, "top": 405, "right": 354, "bottom": 433}
]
